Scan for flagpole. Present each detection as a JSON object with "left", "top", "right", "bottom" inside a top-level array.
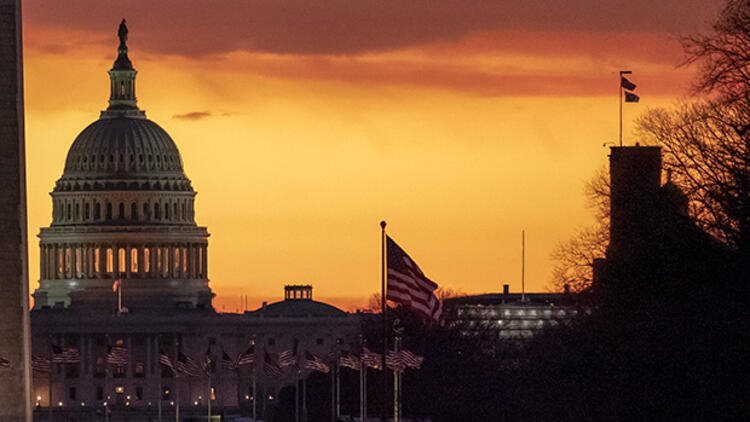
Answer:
[
  {"left": 302, "top": 373, "right": 308, "bottom": 422},
  {"left": 619, "top": 70, "right": 632, "bottom": 147},
  {"left": 48, "top": 337, "right": 53, "bottom": 422},
  {"left": 330, "top": 359, "right": 336, "bottom": 422},
  {"left": 158, "top": 335, "right": 163, "bottom": 422},
  {"left": 335, "top": 356, "right": 341, "bottom": 420},
  {"left": 363, "top": 364, "right": 367, "bottom": 422},
  {"left": 619, "top": 71, "right": 623, "bottom": 147},
  {"left": 295, "top": 369, "right": 300, "bottom": 422},
  {"left": 207, "top": 372, "right": 212, "bottom": 421},
  {"left": 521, "top": 230, "right": 526, "bottom": 302},
  {"left": 393, "top": 336, "right": 400, "bottom": 422},
  {"left": 379, "top": 220, "right": 388, "bottom": 422},
  {"left": 252, "top": 367, "right": 257, "bottom": 422}
]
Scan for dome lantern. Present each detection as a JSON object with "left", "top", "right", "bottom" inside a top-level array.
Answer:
[{"left": 103, "top": 19, "right": 144, "bottom": 119}]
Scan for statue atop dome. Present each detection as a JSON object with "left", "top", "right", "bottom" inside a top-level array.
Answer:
[{"left": 118, "top": 18, "right": 128, "bottom": 45}]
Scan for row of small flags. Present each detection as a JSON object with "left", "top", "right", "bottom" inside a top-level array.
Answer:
[{"left": 24, "top": 343, "right": 424, "bottom": 376}]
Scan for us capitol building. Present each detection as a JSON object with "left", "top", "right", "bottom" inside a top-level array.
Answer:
[{"left": 29, "top": 22, "right": 358, "bottom": 420}]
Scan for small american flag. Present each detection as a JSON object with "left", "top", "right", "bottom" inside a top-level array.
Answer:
[
  {"left": 106, "top": 345, "right": 128, "bottom": 366},
  {"left": 277, "top": 340, "right": 297, "bottom": 368},
  {"left": 52, "top": 345, "right": 81, "bottom": 364},
  {"left": 234, "top": 344, "right": 255, "bottom": 368},
  {"left": 32, "top": 355, "right": 51, "bottom": 373},
  {"left": 263, "top": 351, "right": 282, "bottom": 377},
  {"left": 386, "top": 350, "right": 405, "bottom": 372},
  {"left": 386, "top": 235, "right": 442, "bottom": 321},
  {"left": 339, "top": 351, "right": 361, "bottom": 371},
  {"left": 387, "top": 349, "right": 424, "bottom": 372},
  {"left": 361, "top": 348, "right": 382, "bottom": 370},
  {"left": 175, "top": 352, "right": 201, "bottom": 377},
  {"left": 303, "top": 351, "right": 330, "bottom": 373},
  {"left": 221, "top": 351, "right": 236, "bottom": 371},
  {"left": 400, "top": 349, "right": 424, "bottom": 369},
  {"left": 159, "top": 349, "right": 173, "bottom": 369}
]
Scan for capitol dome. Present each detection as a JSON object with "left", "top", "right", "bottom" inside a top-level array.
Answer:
[
  {"left": 33, "top": 20, "right": 213, "bottom": 310},
  {"left": 61, "top": 117, "right": 185, "bottom": 179}
]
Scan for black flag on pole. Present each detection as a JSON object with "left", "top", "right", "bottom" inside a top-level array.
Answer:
[
  {"left": 621, "top": 76, "right": 637, "bottom": 91},
  {"left": 625, "top": 92, "right": 640, "bottom": 103}
]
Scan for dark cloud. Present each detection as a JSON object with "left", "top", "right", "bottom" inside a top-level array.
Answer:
[
  {"left": 25, "top": 0, "right": 723, "bottom": 56},
  {"left": 172, "top": 111, "right": 212, "bottom": 121}
]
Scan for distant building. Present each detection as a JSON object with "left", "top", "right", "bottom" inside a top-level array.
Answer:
[
  {"left": 445, "top": 284, "right": 579, "bottom": 340},
  {"left": 29, "top": 23, "right": 358, "bottom": 421}
]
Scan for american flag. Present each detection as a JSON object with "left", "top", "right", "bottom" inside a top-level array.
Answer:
[
  {"left": 32, "top": 355, "right": 51, "bottom": 373},
  {"left": 277, "top": 341, "right": 297, "bottom": 368},
  {"left": 339, "top": 351, "right": 361, "bottom": 371},
  {"left": 52, "top": 345, "right": 81, "bottom": 364},
  {"left": 234, "top": 344, "right": 255, "bottom": 368},
  {"left": 303, "top": 351, "right": 330, "bottom": 373},
  {"left": 263, "top": 351, "right": 282, "bottom": 377},
  {"left": 221, "top": 351, "right": 236, "bottom": 371},
  {"left": 106, "top": 345, "right": 128, "bottom": 366},
  {"left": 361, "top": 348, "right": 382, "bottom": 370},
  {"left": 387, "top": 349, "right": 424, "bottom": 372},
  {"left": 386, "top": 235, "right": 442, "bottom": 321},
  {"left": 158, "top": 349, "right": 173, "bottom": 369},
  {"left": 400, "top": 349, "right": 424, "bottom": 369},
  {"left": 386, "top": 350, "right": 405, "bottom": 372},
  {"left": 175, "top": 352, "right": 201, "bottom": 377},
  {"left": 0, "top": 355, "right": 9, "bottom": 368}
]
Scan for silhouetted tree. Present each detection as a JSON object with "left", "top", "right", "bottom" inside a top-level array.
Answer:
[
  {"left": 638, "top": 0, "right": 750, "bottom": 262},
  {"left": 549, "top": 168, "right": 609, "bottom": 292}
]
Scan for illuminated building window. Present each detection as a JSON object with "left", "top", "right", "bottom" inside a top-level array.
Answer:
[{"left": 115, "top": 386, "right": 124, "bottom": 394}]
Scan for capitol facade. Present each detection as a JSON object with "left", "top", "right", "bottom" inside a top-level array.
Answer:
[{"left": 29, "top": 22, "right": 358, "bottom": 421}]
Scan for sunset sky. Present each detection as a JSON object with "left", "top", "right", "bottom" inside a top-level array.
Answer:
[{"left": 21, "top": 0, "right": 723, "bottom": 311}]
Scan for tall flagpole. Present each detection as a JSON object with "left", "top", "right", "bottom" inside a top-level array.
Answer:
[
  {"left": 47, "top": 337, "right": 53, "bottom": 422},
  {"left": 521, "top": 230, "right": 526, "bottom": 302},
  {"left": 393, "top": 336, "right": 400, "bottom": 422},
  {"left": 207, "top": 372, "right": 212, "bottom": 421},
  {"left": 295, "top": 369, "right": 300, "bottom": 422},
  {"left": 379, "top": 220, "right": 388, "bottom": 422},
  {"left": 619, "top": 70, "right": 632, "bottom": 147},
  {"left": 157, "top": 335, "right": 162, "bottom": 422}
]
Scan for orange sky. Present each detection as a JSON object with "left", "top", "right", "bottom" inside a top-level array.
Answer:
[{"left": 20, "top": 0, "right": 723, "bottom": 312}]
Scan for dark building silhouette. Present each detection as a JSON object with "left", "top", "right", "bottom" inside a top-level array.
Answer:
[{"left": 0, "top": 0, "right": 33, "bottom": 419}]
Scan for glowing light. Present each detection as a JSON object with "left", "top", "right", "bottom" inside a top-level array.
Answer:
[{"left": 58, "top": 402, "right": 63, "bottom": 407}]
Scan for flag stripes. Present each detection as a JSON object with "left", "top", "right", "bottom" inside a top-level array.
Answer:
[
  {"left": 222, "top": 351, "right": 236, "bottom": 371},
  {"left": 52, "top": 345, "right": 81, "bottom": 364},
  {"left": 158, "top": 350, "right": 173, "bottom": 369},
  {"left": 303, "top": 351, "right": 330, "bottom": 373},
  {"left": 263, "top": 351, "right": 282, "bottom": 377},
  {"left": 362, "top": 348, "right": 382, "bottom": 370},
  {"left": 32, "top": 355, "right": 51, "bottom": 373},
  {"left": 175, "top": 352, "right": 201, "bottom": 377},
  {"left": 386, "top": 235, "right": 443, "bottom": 321},
  {"left": 106, "top": 345, "right": 128, "bottom": 366},
  {"left": 235, "top": 344, "right": 255, "bottom": 368},
  {"left": 339, "top": 351, "right": 361, "bottom": 371}
]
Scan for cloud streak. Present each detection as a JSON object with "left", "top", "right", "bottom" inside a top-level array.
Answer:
[
  {"left": 173, "top": 111, "right": 213, "bottom": 121},
  {"left": 25, "top": 0, "right": 723, "bottom": 56}
]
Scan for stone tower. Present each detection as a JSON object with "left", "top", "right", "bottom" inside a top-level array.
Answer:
[
  {"left": 32, "top": 21, "right": 214, "bottom": 311},
  {"left": 0, "top": 0, "right": 32, "bottom": 420}
]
